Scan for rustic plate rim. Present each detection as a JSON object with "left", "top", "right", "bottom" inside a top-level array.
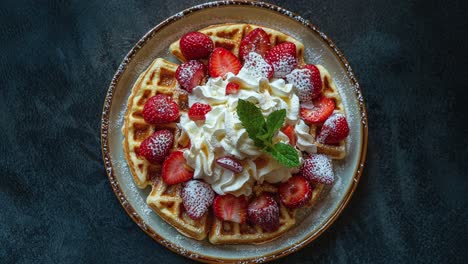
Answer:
[{"left": 100, "top": 1, "right": 368, "bottom": 263}]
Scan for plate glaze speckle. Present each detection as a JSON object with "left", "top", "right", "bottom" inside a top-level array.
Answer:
[{"left": 101, "top": 1, "right": 368, "bottom": 263}]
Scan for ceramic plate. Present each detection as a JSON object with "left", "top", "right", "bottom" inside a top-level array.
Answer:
[{"left": 101, "top": 1, "right": 368, "bottom": 263}]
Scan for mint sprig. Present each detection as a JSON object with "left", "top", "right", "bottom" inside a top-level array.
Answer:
[{"left": 236, "top": 99, "right": 300, "bottom": 168}]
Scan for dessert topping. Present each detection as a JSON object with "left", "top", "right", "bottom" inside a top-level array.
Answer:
[
  {"left": 265, "top": 42, "right": 298, "bottom": 78},
  {"left": 188, "top": 102, "right": 211, "bottom": 121},
  {"left": 213, "top": 194, "right": 248, "bottom": 223},
  {"left": 142, "top": 94, "right": 180, "bottom": 124},
  {"left": 317, "top": 113, "right": 350, "bottom": 144},
  {"left": 286, "top": 64, "right": 322, "bottom": 103},
  {"left": 181, "top": 180, "right": 215, "bottom": 220},
  {"left": 215, "top": 156, "right": 243, "bottom": 173},
  {"left": 239, "top": 28, "right": 271, "bottom": 61},
  {"left": 162, "top": 151, "right": 194, "bottom": 185},
  {"left": 242, "top": 52, "right": 274, "bottom": 79},
  {"left": 247, "top": 193, "right": 280, "bottom": 232},
  {"left": 300, "top": 96, "right": 335, "bottom": 124},
  {"left": 180, "top": 32, "right": 214, "bottom": 60},
  {"left": 300, "top": 154, "right": 335, "bottom": 185},
  {"left": 278, "top": 175, "right": 312, "bottom": 208},
  {"left": 175, "top": 60, "right": 207, "bottom": 93},
  {"left": 208, "top": 47, "right": 242, "bottom": 78},
  {"left": 138, "top": 130, "right": 173, "bottom": 164}
]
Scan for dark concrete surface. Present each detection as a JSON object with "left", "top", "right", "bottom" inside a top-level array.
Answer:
[{"left": 1, "top": 0, "right": 467, "bottom": 263}]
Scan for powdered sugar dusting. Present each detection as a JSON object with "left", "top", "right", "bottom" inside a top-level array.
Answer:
[
  {"left": 176, "top": 60, "right": 205, "bottom": 91},
  {"left": 286, "top": 69, "right": 314, "bottom": 103},
  {"left": 243, "top": 52, "right": 273, "bottom": 79},
  {"left": 181, "top": 180, "right": 215, "bottom": 219},
  {"left": 148, "top": 130, "right": 173, "bottom": 157},
  {"left": 317, "top": 113, "right": 345, "bottom": 144},
  {"left": 301, "top": 154, "right": 334, "bottom": 185},
  {"left": 269, "top": 54, "right": 297, "bottom": 78},
  {"left": 215, "top": 156, "right": 243, "bottom": 173}
]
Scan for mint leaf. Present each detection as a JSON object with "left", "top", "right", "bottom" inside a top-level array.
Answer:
[
  {"left": 237, "top": 99, "right": 266, "bottom": 147},
  {"left": 268, "top": 142, "right": 300, "bottom": 168},
  {"left": 265, "top": 109, "right": 286, "bottom": 141}
]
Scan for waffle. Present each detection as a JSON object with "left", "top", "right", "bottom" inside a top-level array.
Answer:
[{"left": 122, "top": 23, "right": 347, "bottom": 244}]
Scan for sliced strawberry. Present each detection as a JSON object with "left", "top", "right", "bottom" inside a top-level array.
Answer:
[
  {"left": 300, "top": 154, "right": 335, "bottom": 185},
  {"left": 300, "top": 96, "right": 335, "bottom": 124},
  {"left": 142, "top": 94, "right": 179, "bottom": 124},
  {"left": 281, "top": 124, "right": 296, "bottom": 146},
  {"left": 188, "top": 102, "right": 211, "bottom": 121},
  {"left": 162, "top": 151, "right": 194, "bottom": 185},
  {"left": 317, "top": 113, "right": 350, "bottom": 144},
  {"left": 286, "top": 65, "right": 322, "bottom": 103},
  {"left": 278, "top": 175, "right": 312, "bottom": 208},
  {"left": 247, "top": 193, "right": 280, "bottom": 232},
  {"left": 181, "top": 180, "right": 215, "bottom": 220},
  {"left": 213, "top": 194, "right": 248, "bottom": 223},
  {"left": 138, "top": 130, "right": 174, "bottom": 164},
  {"left": 179, "top": 32, "right": 214, "bottom": 60},
  {"left": 208, "top": 47, "right": 242, "bottom": 78},
  {"left": 175, "top": 60, "right": 207, "bottom": 93},
  {"left": 265, "top": 42, "right": 298, "bottom": 78},
  {"left": 243, "top": 52, "right": 274, "bottom": 79},
  {"left": 226, "top": 82, "right": 240, "bottom": 95},
  {"left": 239, "top": 28, "right": 272, "bottom": 61},
  {"left": 215, "top": 156, "right": 243, "bottom": 173}
]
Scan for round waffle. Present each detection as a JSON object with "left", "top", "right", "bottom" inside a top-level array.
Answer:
[{"left": 122, "top": 23, "right": 347, "bottom": 244}]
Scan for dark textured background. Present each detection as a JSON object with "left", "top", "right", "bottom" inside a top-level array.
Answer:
[{"left": 1, "top": 0, "right": 467, "bottom": 263}]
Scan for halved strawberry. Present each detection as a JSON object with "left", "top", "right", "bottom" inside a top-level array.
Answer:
[
  {"left": 138, "top": 130, "right": 174, "bottom": 164},
  {"left": 239, "top": 28, "right": 272, "bottom": 61},
  {"left": 300, "top": 154, "right": 335, "bottom": 185},
  {"left": 243, "top": 52, "right": 274, "bottom": 79},
  {"left": 208, "top": 47, "right": 242, "bottom": 78},
  {"left": 181, "top": 180, "right": 215, "bottom": 220},
  {"left": 162, "top": 151, "right": 194, "bottom": 185},
  {"left": 300, "top": 96, "right": 335, "bottom": 124},
  {"left": 265, "top": 42, "right": 298, "bottom": 78},
  {"left": 142, "top": 94, "right": 180, "bottom": 124},
  {"left": 215, "top": 156, "right": 243, "bottom": 173},
  {"left": 286, "top": 64, "right": 322, "bottom": 103},
  {"left": 213, "top": 194, "right": 248, "bottom": 223},
  {"left": 175, "top": 60, "right": 206, "bottom": 93},
  {"left": 317, "top": 113, "right": 350, "bottom": 144},
  {"left": 281, "top": 124, "right": 296, "bottom": 146},
  {"left": 188, "top": 102, "right": 211, "bottom": 121},
  {"left": 247, "top": 193, "right": 280, "bottom": 232},
  {"left": 278, "top": 175, "right": 312, "bottom": 208},
  {"left": 226, "top": 82, "right": 240, "bottom": 95},
  {"left": 180, "top": 32, "right": 214, "bottom": 60}
]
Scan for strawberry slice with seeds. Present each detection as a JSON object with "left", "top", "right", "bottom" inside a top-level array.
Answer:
[
  {"left": 188, "top": 102, "right": 211, "bottom": 121},
  {"left": 215, "top": 156, "right": 243, "bottom": 173},
  {"left": 226, "top": 82, "right": 240, "bottom": 95},
  {"left": 142, "top": 94, "right": 180, "bottom": 124},
  {"left": 300, "top": 96, "right": 335, "bottom": 124},
  {"left": 239, "top": 28, "right": 272, "bottom": 61},
  {"left": 300, "top": 154, "right": 335, "bottom": 185},
  {"left": 265, "top": 42, "right": 298, "bottom": 78},
  {"left": 181, "top": 180, "right": 215, "bottom": 220},
  {"left": 281, "top": 124, "right": 296, "bottom": 146},
  {"left": 213, "top": 194, "right": 248, "bottom": 223},
  {"left": 162, "top": 151, "right": 194, "bottom": 185},
  {"left": 278, "top": 175, "right": 312, "bottom": 208},
  {"left": 208, "top": 47, "right": 242, "bottom": 78},
  {"left": 180, "top": 32, "right": 214, "bottom": 60},
  {"left": 243, "top": 52, "right": 274, "bottom": 79},
  {"left": 247, "top": 193, "right": 280, "bottom": 232},
  {"left": 317, "top": 113, "right": 350, "bottom": 144},
  {"left": 138, "top": 130, "right": 174, "bottom": 164},
  {"left": 286, "top": 64, "right": 322, "bottom": 103},
  {"left": 175, "top": 60, "right": 207, "bottom": 93}
]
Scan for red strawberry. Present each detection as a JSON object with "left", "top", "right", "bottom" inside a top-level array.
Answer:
[
  {"left": 239, "top": 28, "right": 271, "bottom": 61},
  {"left": 175, "top": 60, "right": 207, "bottom": 93},
  {"left": 300, "top": 154, "right": 334, "bottom": 185},
  {"left": 142, "top": 94, "right": 179, "bottom": 124},
  {"left": 226, "top": 82, "right": 240, "bottom": 95},
  {"left": 317, "top": 113, "right": 350, "bottom": 144},
  {"left": 278, "top": 176, "right": 312, "bottom": 208},
  {"left": 300, "top": 96, "right": 335, "bottom": 124},
  {"left": 247, "top": 193, "right": 280, "bottom": 232},
  {"left": 213, "top": 194, "right": 248, "bottom": 223},
  {"left": 281, "top": 125, "right": 296, "bottom": 146},
  {"left": 179, "top": 32, "right": 214, "bottom": 60},
  {"left": 265, "top": 42, "right": 298, "bottom": 78},
  {"left": 215, "top": 156, "right": 243, "bottom": 173},
  {"left": 243, "top": 52, "right": 274, "bottom": 79},
  {"left": 209, "top": 47, "right": 242, "bottom": 78},
  {"left": 138, "top": 130, "right": 174, "bottom": 164},
  {"left": 188, "top": 103, "right": 211, "bottom": 121},
  {"left": 181, "top": 180, "right": 215, "bottom": 220},
  {"left": 286, "top": 64, "right": 322, "bottom": 103},
  {"left": 162, "top": 151, "right": 194, "bottom": 185}
]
